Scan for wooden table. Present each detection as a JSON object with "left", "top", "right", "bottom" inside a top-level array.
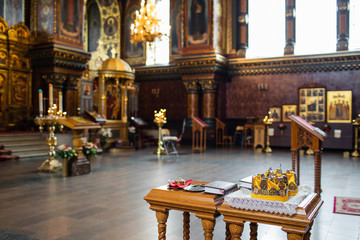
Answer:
[
  {"left": 144, "top": 181, "right": 228, "bottom": 240},
  {"left": 218, "top": 193, "right": 323, "bottom": 240}
]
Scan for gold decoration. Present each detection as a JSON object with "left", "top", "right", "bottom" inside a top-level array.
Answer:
[
  {"left": 351, "top": 115, "right": 360, "bottom": 157},
  {"left": 34, "top": 104, "right": 67, "bottom": 173},
  {"left": 263, "top": 111, "right": 273, "bottom": 153},
  {"left": 154, "top": 109, "right": 167, "bottom": 156},
  {"left": 130, "top": 0, "right": 164, "bottom": 43},
  {"left": 251, "top": 168, "right": 298, "bottom": 202}
]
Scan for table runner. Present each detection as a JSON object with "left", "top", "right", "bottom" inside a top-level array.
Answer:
[{"left": 225, "top": 185, "right": 312, "bottom": 216}]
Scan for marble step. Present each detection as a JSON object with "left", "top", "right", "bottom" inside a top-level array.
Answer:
[
  {"left": 0, "top": 132, "right": 48, "bottom": 160},
  {"left": 0, "top": 155, "right": 19, "bottom": 161},
  {"left": 0, "top": 149, "right": 12, "bottom": 156}
]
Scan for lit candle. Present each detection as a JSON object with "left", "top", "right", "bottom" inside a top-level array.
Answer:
[
  {"left": 59, "top": 91, "right": 63, "bottom": 112},
  {"left": 49, "top": 83, "right": 53, "bottom": 108},
  {"left": 38, "top": 89, "right": 43, "bottom": 116}
]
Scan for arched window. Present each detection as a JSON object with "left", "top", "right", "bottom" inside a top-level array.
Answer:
[
  {"left": 295, "top": 0, "right": 337, "bottom": 55},
  {"left": 87, "top": 2, "right": 101, "bottom": 52},
  {"left": 349, "top": 0, "right": 360, "bottom": 50},
  {"left": 247, "top": 0, "right": 285, "bottom": 59},
  {"left": 146, "top": 0, "right": 170, "bottom": 65}
]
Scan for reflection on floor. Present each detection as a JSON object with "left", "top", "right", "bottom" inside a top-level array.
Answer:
[{"left": 0, "top": 146, "right": 359, "bottom": 240}]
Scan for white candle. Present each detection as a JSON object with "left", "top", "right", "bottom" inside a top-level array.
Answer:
[
  {"left": 59, "top": 91, "right": 63, "bottom": 112},
  {"left": 49, "top": 83, "right": 53, "bottom": 108},
  {"left": 38, "top": 89, "right": 43, "bottom": 116}
]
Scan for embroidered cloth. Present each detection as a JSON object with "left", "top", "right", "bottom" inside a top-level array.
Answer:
[{"left": 225, "top": 185, "right": 312, "bottom": 216}]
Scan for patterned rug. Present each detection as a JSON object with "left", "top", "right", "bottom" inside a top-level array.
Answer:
[
  {"left": 333, "top": 196, "right": 360, "bottom": 216},
  {"left": 0, "top": 230, "right": 38, "bottom": 240}
]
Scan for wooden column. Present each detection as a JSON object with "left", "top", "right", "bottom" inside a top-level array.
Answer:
[
  {"left": 183, "top": 80, "right": 200, "bottom": 126},
  {"left": 236, "top": 0, "right": 248, "bottom": 57},
  {"left": 337, "top": 0, "right": 349, "bottom": 51},
  {"left": 65, "top": 74, "right": 80, "bottom": 116},
  {"left": 284, "top": 0, "right": 296, "bottom": 55},
  {"left": 99, "top": 75, "right": 105, "bottom": 117}
]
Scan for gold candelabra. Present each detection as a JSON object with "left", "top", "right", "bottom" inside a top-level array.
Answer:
[
  {"left": 351, "top": 116, "right": 360, "bottom": 157},
  {"left": 34, "top": 104, "right": 67, "bottom": 173},
  {"left": 263, "top": 111, "right": 273, "bottom": 153},
  {"left": 154, "top": 109, "right": 167, "bottom": 156},
  {"left": 130, "top": 0, "right": 163, "bottom": 44}
]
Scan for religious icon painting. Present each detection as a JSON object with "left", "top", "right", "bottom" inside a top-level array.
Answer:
[
  {"left": 327, "top": 91, "right": 352, "bottom": 123},
  {"left": 187, "top": 0, "right": 208, "bottom": 46},
  {"left": 298, "top": 87, "right": 326, "bottom": 122},
  {"left": 269, "top": 107, "right": 281, "bottom": 122},
  {"left": 282, "top": 105, "right": 297, "bottom": 122}
]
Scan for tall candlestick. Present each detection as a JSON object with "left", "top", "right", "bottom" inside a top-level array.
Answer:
[
  {"left": 39, "top": 89, "right": 43, "bottom": 116},
  {"left": 49, "top": 83, "right": 53, "bottom": 108},
  {"left": 59, "top": 91, "right": 63, "bottom": 112}
]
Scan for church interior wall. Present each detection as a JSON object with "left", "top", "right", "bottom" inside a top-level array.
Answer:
[
  {"left": 227, "top": 70, "right": 360, "bottom": 119},
  {"left": 137, "top": 77, "right": 187, "bottom": 132}
]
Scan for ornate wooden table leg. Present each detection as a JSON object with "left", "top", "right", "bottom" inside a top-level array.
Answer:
[
  {"left": 304, "top": 222, "right": 313, "bottom": 240},
  {"left": 291, "top": 150, "right": 296, "bottom": 173},
  {"left": 250, "top": 222, "right": 258, "bottom": 240},
  {"left": 286, "top": 233, "right": 304, "bottom": 240},
  {"left": 229, "top": 223, "right": 244, "bottom": 240},
  {"left": 201, "top": 219, "right": 215, "bottom": 240},
  {"left": 225, "top": 223, "right": 231, "bottom": 240},
  {"left": 183, "top": 212, "right": 190, "bottom": 240},
  {"left": 296, "top": 150, "right": 300, "bottom": 186},
  {"left": 156, "top": 211, "right": 169, "bottom": 240},
  {"left": 314, "top": 150, "right": 322, "bottom": 194}
]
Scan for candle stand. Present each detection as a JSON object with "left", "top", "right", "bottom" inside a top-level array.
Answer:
[
  {"left": 34, "top": 106, "right": 66, "bottom": 173},
  {"left": 263, "top": 112, "right": 273, "bottom": 153},
  {"left": 154, "top": 109, "right": 167, "bottom": 156},
  {"left": 351, "top": 119, "right": 360, "bottom": 157},
  {"left": 264, "top": 122, "right": 272, "bottom": 153},
  {"left": 155, "top": 121, "right": 166, "bottom": 156}
]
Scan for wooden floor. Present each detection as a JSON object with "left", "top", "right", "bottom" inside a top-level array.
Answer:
[{"left": 0, "top": 145, "right": 359, "bottom": 240}]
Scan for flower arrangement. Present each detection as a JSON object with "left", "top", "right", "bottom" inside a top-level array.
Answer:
[
  {"left": 278, "top": 123, "right": 287, "bottom": 131},
  {"left": 99, "top": 127, "right": 112, "bottom": 138},
  {"left": 56, "top": 144, "right": 77, "bottom": 159},
  {"left": 99, "top": 128, "right": 112, "bottom": 148},
  {"left": 82, "top": 142, "right": 98, "bottom": 157},
  {"left": 322, "top": 124, "right": 331, "bottom": 134}
]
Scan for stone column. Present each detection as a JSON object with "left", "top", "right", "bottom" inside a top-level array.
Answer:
[
  {"left": 284, "top": 0, "right": 296, "bottom": 55},
  {"left": 183, "top": 80, "right": 200, "bottom": 126},
  {"left": 337, "top": 0, "right": 349, "bottom": 51},
  {"left": 199, "top": 78, "right": 218, "bottom": 127},
  {"left": 236, "top": 0, "right": 249, "bottom": 57}
]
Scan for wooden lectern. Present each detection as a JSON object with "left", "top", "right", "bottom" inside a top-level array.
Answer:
[
  {"left": 57, "top": 117, "right": 101, "bottom": 176},
  {"left": 215, "top": 118, "right": 232, "bottom": 146},
  {"left": 289, "top": 115, "right": 325, "bottom": 194},
  {"left": 192, "top": 117, "right": 208, "bottom": 153}
]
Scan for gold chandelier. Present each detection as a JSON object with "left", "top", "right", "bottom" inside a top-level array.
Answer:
[{"left": 130, "top": 0, "right": 163, "bottom": 43}]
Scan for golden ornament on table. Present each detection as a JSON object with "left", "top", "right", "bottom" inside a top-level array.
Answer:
[{"left": 251, "top": 167, "right": 298, "bottom": 202}]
